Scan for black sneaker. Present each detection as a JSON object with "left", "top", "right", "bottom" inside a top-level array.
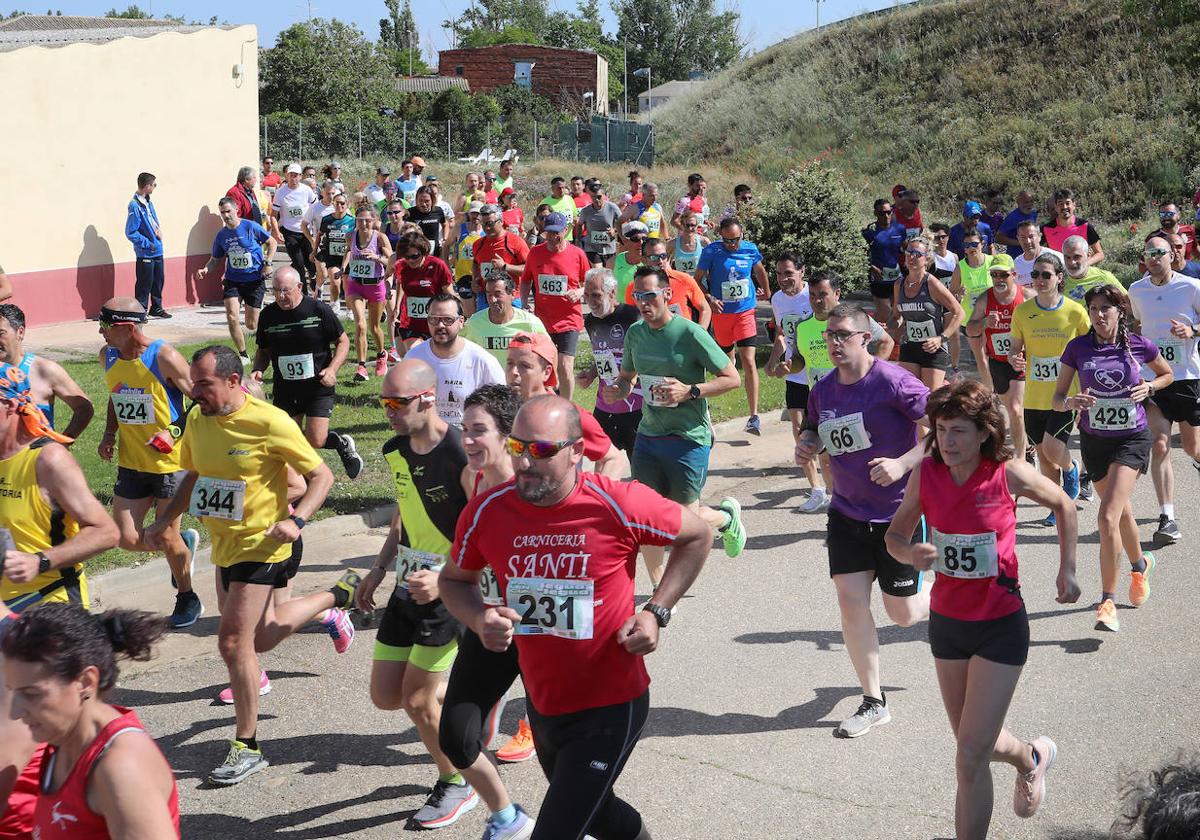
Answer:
[
  {"left": 149, "top": 308, "right": 172, "bottom": 319},
  {"left": 169, "top": 591, "right": 204, "bottom": 629},
  {"left": 1078, "top": 472, "right": 1094, "bottom": 502},
  {"left": 1153, "top": 514, "right": 1181, "bottom": 547},
  {"left": 338, "top": 433, "right": 364, "bottom": 479}
]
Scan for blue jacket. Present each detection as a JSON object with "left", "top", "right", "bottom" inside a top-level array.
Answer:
[{"left": 125, "top": 194, "right": 163, "bottom": 258}]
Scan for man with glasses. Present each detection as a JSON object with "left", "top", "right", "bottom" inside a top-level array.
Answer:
[
  {"left": 473, "top": 204, "right": 530, "bottom": 309},
  {"left": 462, "top": 274, "right": 548, "bottom": 366},
  {"left": 862, "top": 198, "right": 907, "bottom": 325},
  {"left": 520, "top": 213, "right": 590, "bottom": 401},
  {"left": 198, "top": 197, "right": 276, "bottom": 361},
  {"left": 928, "top": 223, "right": 957, "bottom": 280},
  {"left": 694, "top": 218, "right": 769, "bottom": 435},
  {"left": 577, "top": 178, "right": 621, "bottom": 265},
  {"left": 251, "top": 266, "right": 361, "bottom": 479},
  {"left": 1041, "top": 188, "right": 1103, "bottom": 264},
  {"left": 1152, "top": 202, "right": 1195, "bottom": 260},
  {"left": 260, "top": 157, "right": 281, "bottom": 192},
  {"left": 1013, "top": 220, "right": 1061, "bottom": 287},
  {"left": 404, "top": 294, "right": 504, "bottom": 427},
  {"left": 1163, "top": 230, "right": 1200, "bottom": 279},
  {"left": 610, "top": 221, "right": 648, "bottom": 301},
  {"left": 947, "top": 200, "right": 995, "bottom": 264},
  {"left": 441, "top": 393, "right": 713, "bottom": 840},
  {"left": 795, "top": 303, "right": 930, "bottom": 738},
  {"left": 97, "top": 297, "right": 200, "bottom": 628},
  {"left": 624, "top": 238, "right": 710, "bottom": 327},
  {"left": 996, "top": 190, "right": 1039, "bottom": 258},
  {"left": 271, "top": 164, "right": 317, "bottom": 293},
  {"left": 893, "top": 189, "right": 922, "bottom": 231},
  {"left": 1129, "top": 235, "right": 1200, "bottom": 546}
]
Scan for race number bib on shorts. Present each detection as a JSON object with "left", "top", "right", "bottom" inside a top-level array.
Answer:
[
  {"left": 589, "top": 230, "right": 613, "bottom": 246},
  {"left": 721, "top": 276, "right": 750, "bottom": 301},
  {"left": 594, "top": 351, "right": 620, "bottom": 384},
  {"left": 506, "top": 577, "right": 594, "bottom": 640},
  {"left": 110, "top": 392, "right": 153, "bottom": 425},
  {"left": 1029, "top": 355, "right": 1062, "bottom": 382},
  {"left": 818, "top": 412, "right": 871, "bottom": 456},
  {"left": 226, "top": 247, "right": 253, "bottom": 271},
  {"left": 931, "top": 528, "right": 999, "bottom": 579},
  {"left": 538, "top": 274, "right": 569, "bottom": 296},
  {"left": 406, "top": 297, "right": 432, "bottom": 319},
  {"left": 881, "top": 266, "right": 901, "bottom": 283},
  {"left": 639, "top": 374, "right": 676, "bottom": 408},
  {"left": 905, "top": 319, "right": 937, "bottom": 343},
  {"left": 1088, "top": 397, "right": 1138, "bottom": 431},
  {"left": 278, "top": 353, "right": 315, "bottom": 381},
  {"left": 395, "top": 546, "right": 446, "bottom": 589},
  {"left": 479, "top": 566, "right": 503, "bottom": 606},
  {"left": 990, "top": 332, "right": 1013, "bottom": 356},
  {"left": 189, "top": 477, "right": 245, "bottom": 521},
  {"left": 348, "top": 259, "right": 376, "bottom": 280}
]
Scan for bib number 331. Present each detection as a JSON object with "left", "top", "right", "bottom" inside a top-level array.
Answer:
[{"left": 506, "top": 577, "right": 594, "bottom": 640}]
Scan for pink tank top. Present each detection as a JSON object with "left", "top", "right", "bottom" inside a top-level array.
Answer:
[
  {"left": 348, "top": 230, "right": 385, "bottom": 281},
  {"left": 920, "top": 456, "right": 1023, "bottom": 621}
]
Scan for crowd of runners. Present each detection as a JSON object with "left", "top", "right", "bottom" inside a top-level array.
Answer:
[{"left": 0, "top": 157, "right": 1198, "bottom": 840}]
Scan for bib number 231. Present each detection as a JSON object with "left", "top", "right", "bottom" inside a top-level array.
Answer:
[{"left": 506, "top": 577, "right": 594, "bottom": 640}]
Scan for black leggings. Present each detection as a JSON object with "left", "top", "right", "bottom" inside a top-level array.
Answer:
[
  {"left": 439, "top": 630, "right": 521, "bottom": 769},
  {"left": 529, "top": 691, "right": 651, "bottom": 840},
  {"left": 282, "top": 229, "right": 315, "bottom": 288}
]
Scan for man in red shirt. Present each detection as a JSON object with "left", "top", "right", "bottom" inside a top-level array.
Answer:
[
  {"left": 520, "top": 213, "right": 590, "bottom": 400},
  {"left": 569, "top": 175, "right": 590, "bottom": 209},
  {"left": 473, "top": 204, "right": 529, "bottom": 305},
  {"left": 260, "top": 156, "right": 281, "bottom": 191},
  {"left": 441, "top": 394, "right": 712, "bottom": 840},
  {"left": 225, "top": 166, "right": 264, "bottom": 226},
  {"left": 893, "top": 189, "right": 923, "bottom": 231}
]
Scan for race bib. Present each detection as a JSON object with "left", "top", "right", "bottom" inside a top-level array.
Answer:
[
  {"left": 348, "top": 259, "right": 376, "bottom": 280},
  {"left": 278, "top": 353, "right": 315, "bottom": 381},
  {"left": 808, "top": 366, "right": 833, "bottom": 384},
  {"left": 403, "top": 190, "right": 417, "bottom": 205},
  {"left": 538, "top": 274, "right": 569, "bottom": 296},
  {"left": 881, "top": 266, "right": 902, "bottom": 283},
  {"left": 1158, "top": 338, "right": 1184, "bottom": 368},
  {"left": 189, "top": 477, "right": 245, "bottom": 521},
  {"left": 327, "top": 236, "right": 347, "bottom": 256},
  {"left": 1088, "top": 397, "right": 1138, "bottom": 431},
  {"left": 407, "top": 296, "right": 432, "bottom": 319},
  {"left": 931, "top": 528, "right": 999, "bottom": 579},
  {"left": 481, "top": 262, "right": 505, "bottom": 281},
  {"left": 226, "top": 247, "right": 253, "bottom": 271},
  {"left": 905, "top": 319, "right": 938, "bottom": 343},
  {"left": 779, "top": 313, "right": 807, "bottom": 344},
  {"left": 1029, "top": 355, "right": 1062, "bottom": 382},
  {"left": 721, "top": 276, "right": 750, "bottom": 301},
  {"left": 506, "top": 577, "right": 594, "bottom": 640},
  {"left": 646, "top": 216, "right": 661, "bottom": 235},
  {"left": 990, "top": 332, "right": 1013, "bottom": 356},
  {"left": 459, "top": 241, "right": 474, "bottom": 261},
  {"left": 479, "top": 566, "right": 503, "bottom": 606},
  {"left": 639, "top": 374, "right": 676, "bottom": 408},
  {"left": 594, "top": 350, "right": 620, "bottom": 384},
  {"left": 818, "top": 412, "right": 871, "bottom": 456},
  {"left": 110, "top": 392, "right": 153, "bottom": 425},
  {"left": 286, "top": 204, "right": 304, "bottom": 219},
  {"left": 395, "top": 546, "right": 446, "bottom": 589},
  {"left": 589, "top": 230, "right": 613, "bottom": 246}
]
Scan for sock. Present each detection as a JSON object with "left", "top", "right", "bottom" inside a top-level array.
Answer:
[
  {"left": 864, "top": 693, "right": 884, "bottom": 708},
  {"left": 239, "top": 735, "right": 259, "bottom": 751},
  {"left": 1102, "top": 591, "right": 1116, "bottom": 604},
  {"left": 357, "top": 359, "right": 366, "bottom": 366},
  {"left": 439, "top": 770, "right": 465, "bottom": 786},
  {"left": 716, "top": 509, "right": 732, "bottom": 532},
  {"left": 1162, "top": 504, "right": 1175, "bottom": 519},
  {"left": 811, "top": 487, "right": 827, "bottom": 500},
  {"left": 329, "top": 581, "right": 351, "bottom": 609},
  {"left": 1131, "top": 557, "right": 1147, "bottom": 574},
  {"left": 322, "top": 430, "right": 345, "bottom": 451},
  {"left": 490, "top": 805, "right": 518, "bottom": 827}
]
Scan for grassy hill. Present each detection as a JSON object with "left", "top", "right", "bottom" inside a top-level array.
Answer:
[{"left": 651, "top": 0, "right": 1197, "bottom": 223}]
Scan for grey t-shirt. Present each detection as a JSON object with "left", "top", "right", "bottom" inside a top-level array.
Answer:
[{"left": 578, "top": 202, "right": 622, "bottom": 256}]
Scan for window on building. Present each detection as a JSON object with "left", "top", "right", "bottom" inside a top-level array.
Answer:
[
  {"left": 455, "top": 65, "right": 464, "bottom": 76},
  {"left": 513, "top": 61, "right": 534, "bottom": 89}
]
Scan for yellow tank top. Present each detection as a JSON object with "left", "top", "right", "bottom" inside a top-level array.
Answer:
[
  {"left": 639, "top": 202, "right": 664, "bottom": 238},
  {"left": 0, "top": 444, "right": 86, "bottom": 607},
  {"left": 455, "top": 231, "right": 483, "bottom": 280},
  {"left": 104, "top": 340, "right": 184, "bottom": 474}
]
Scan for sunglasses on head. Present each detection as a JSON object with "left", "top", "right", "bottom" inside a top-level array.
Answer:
[
  {"left": 506, "top": 436, "right": 579, "bottom": 459},
  {"left": 379, "top": 391, "right": 431, "bottom": 410}
]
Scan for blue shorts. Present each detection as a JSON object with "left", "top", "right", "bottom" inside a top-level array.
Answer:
[{"left": 631, "top": 433, "right": 710, "bottom": 504}]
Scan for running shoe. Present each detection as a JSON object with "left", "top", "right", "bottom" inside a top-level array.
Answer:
[
  {"left": 172, "top": 528, "right": 200, "bottom": 589},
  {"left": 1013, "top": 736, "right": 1057, "bottom": 818},
  {"left": 496, "top": 719, "right": 536, "bottom": 763},
  {"left": 744, "top": 414, "right": 761, "bottom": 436},
  {"left": 1153, "top": 515, "right": 1181, "bottom": 547},
  {"left": 1024, "top": 445, "right": 1037, "bottom": 466},
  {"left": 1078, "top": 472, "right": 1094, "bottom": 501},
  {"left": 481, "top": 806, "right": 534, "bottom": 840},
  {"left": 779, "top": 408, "right": 791, "bottom": 422},
  {"left": 1095, "top": 598, "right": 1120, "bottom": 632},
  {"left": 412, "top": 779, "right": 479, "bottom": 829},
  {"left": 387, "top": 346, "right": 403, "bottom": 364},
  {"left": 719, "top": 496, "right": 747, "bottom": 558},
  {"left": 169, "top": 591, "right": 203, "bottom": 629},
  {"left": 218, "top": 669, "right": 272, "bottom": 704},
  {"left": 835, "top": 696, "right": 890, "bottom": 738},
  {"left": 1061, "top": 461, "right": 1080, "bottom": 500},
  {"left": 208, "top": 739, "right": 268, "bottom": 786},
  {"left": 353, "top": 363, "right": 369, "bottom": 383},
  {"left": 797, "top": 490, "right": 830, "bottom": 514},
  {"left": 374, "top": 353, "right": 388, "bottom": 377},
  {"left": 1129, "top": 553, "right": 1155, "bottom": 608},
  {"left": 1042, "top": 511, "right": 1056, "bottom": 528},
  {"left": 331, "top": 569, "right": 360, "bottom": 605},
  {"left": 323, "top": 608, "right": 355, "bottom": 654},
  {"left": 338, "top": 433, "right": 364, "bottom": 479}
]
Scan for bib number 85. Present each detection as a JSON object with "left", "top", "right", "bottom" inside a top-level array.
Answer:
[{"left": 940, "top": 545, "right": 977, "bottom": 573}]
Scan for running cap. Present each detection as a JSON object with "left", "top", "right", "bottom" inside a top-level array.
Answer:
[
  {"left": 0, "top": 363, "right": 73, "bottom": 444},
  {"left": 963, "top": 200, "right": 983, "bottom": 218},
  {"left": 285, "top": 163, "right": 302, "bottom": 174},
  {"left": 330, "top": 160, "right": 343, "bottom": 168},
  {"left": 479, "top": 203, "right": 501, "bottom": 217},
  {"left": 425, "top": 175, "right": 439, "bottom": 183},
  {"left": 500, "top": 187, "right": 516, "bottom": 198},
  {"left": 509, "top": 332, "right": 558, "bottom": 388},
  {"left": 469, "top": 201, "right": 484, "bottom": 213},
  {"left": 543, "top": 212, "right": 569, "bottom": 233},
  {"left": 99, "top": 305, "right": 147, "bottom": 325},
  {"left": 988, "top": 253, "right": 1016, "bottom": 273},
  {"left": 622, "top": 221, "right": 649, "bottom": 236},
  {"left": 376, "top": 166, "right": 391, "bottom": 176},
  {"left": 410, "top": 156, "right": 426, "bottom": 167}
]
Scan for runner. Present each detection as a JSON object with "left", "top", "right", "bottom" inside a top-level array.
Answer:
[
  {"left": 884, "top": 379, "right": 1081, "bottom": 837},
  {"left": 473, "top": 204, "right": 530, "bottom": 315},
  {"left": 618, "top": 182, "right": 664, "bottom": 240},
  {"left": 1008, "top": 253, "right": 1091, "bottom": 525},
  {"left": 352, "top": 359, "right": 481, "bottom": 829},
  {"left": 610, "top": 221, "right": 647, "bottom": 301},
  {"left": 97, "top": 298, "right": 201, "bottom": 628},
  {"left": 392, "top": 230, "right": 455, "bottom": 350},
  {"left": 948, "top": 200, "right": 995, "bottom": 259},
  {"left": 569, "top": 175, "right": 589, "bottom": 210},
  {"left": 314, "top": 193, "right": 355, "bottom": 309},
  {"left": 620, "top": 170, "right": 643, "bottom": 209},
  {"left": 1129, "top": 235, "right": 1200, "bottom": 546},
  {"left": 452, "top": 201, "right": 485, "bottom": 316},
  {"left": 0, "top": 304, "right": 94, "bottom": 439},
  {"left": 1041, "top": 188, "right": 1104, "bottom": 263},
  {"left": 0, "top": 614, "right": 39, "bottom": 839},
  {"left": 441, "top": 394, "right": 714, "bottom": 840},
  {"left": 577, "top": 178, "right": 621, "bottom": 266},
  {"left": 406, "top": 186, "right": 452, "bottom": 262},
  {"left": 579, "top": 267, "right": 643, "bottom": 454},
  {"left": 1013, "top": 220, "right": 1062, "bottom": 287},
  {"left": 500, "top": 189, "right": 525, "bottom": 237},
  {"left": 494, "top": 158, "right": 514, "bottom": 194},
  {"left": 694, "top": 218, "right": 771, "bottom": 434},
  {"left": 539, "top": 177, "right": 577, "bottom": 241},
  {"left": 405, "top": 294, "right": 506, "bottom": 427},
  {"left": 271, "top": 164, "right": 317, "bottom": 294},
  {"left": 1, "top": 604, "right": 180, "bottom": 836},
  {"left": 144, "top": 345, "right": 356, "bottom": 786},
  {"left": 301, "top": 180, "right": 337, "bottom": 261},
  {"left": 396, "top": 159, "right": 423, "bottom": 206},
  {"left": 862, "top": 198, "right": 907, "bottom": 325},
  {"left": 667, "top": 211, "right": 710, "bottom": 275},
  {"left": 455, "top": 172, "right": 482, "bottom": 218},
  {"left": 892, "top": 235, "right": 963, "bottom": 391},
  {"left": 671, "top": 173, "right": 710, "bottom": 235},
  {"left": 198, "top": 196, "right": 276, "bottom": 360},
  {"left": 251, "top": 267, "right": 362, "bottom": 478},
  {"left": 627, "top": 238, "right": 711, "bottom": 326},
  {"left": 795, "top": 303, "right": 931, "bottom": 738},
  {"left": 260, "top": 156, "right": 281, "bottom": 192},
  {"left": 1063, "top": 235, "right": 1120, "bottom": 303},
  {"left": 948, "top": 231, "right": 993, "bottom": 378},
  {"left": 893, "top": 189, "right": 922, "bottom": 231},
  {"left": 1152, "top": 201, "right": 1195, "bottom": 259},
  {"left": 341, "top": 205, "right": 393, "bottom": 382},
  {"left": 462, "top": 273, "right": 548, "bottom": 367},
  {"left": 1054, "top": 284, "right": 1171, "bottom": 632},
  {"left": 720, "top": 183, "right": 755, "bottom": 223},
  {"left": 520, "top": 212, "right": 590, "bottom": 401},
  {"left": 365, "top": 166, "right": 391, "bottom": 208},
  {"left": 928, "top": 223, "right": 957, "bottom": 280},
  {"left": 995, "top": 189, "right": 1039, "bottom": 257}
]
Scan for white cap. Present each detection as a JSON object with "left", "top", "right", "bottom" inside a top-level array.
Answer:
[
  {"left": 285, "top": 163, "right": 302, "bottom": 174},
  {"left": 622, "top": 221, "right": 649, "bottom": 236}
]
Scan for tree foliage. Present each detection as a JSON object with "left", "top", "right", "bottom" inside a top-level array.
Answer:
[
  {"left": 1131, "top": 0, "right": 1200, "bottom": 122},
  {"left": 613, "top": 0, "right": 744, "bottom": 100},
  {"left": 105, "top": 4, "right": 150, "bottom": 17},
  {"left": 378, "top": 0, "right": 431, "bottom": 76}
]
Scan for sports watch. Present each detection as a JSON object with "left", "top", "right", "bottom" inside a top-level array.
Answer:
[
  {"left": 289, "top": 514, "right": 307, "bottom": 530},
  {"left": 643, "top": 602, "right": 671, "bottom": 628},
  {"left": 688, "top": 384, "right": 701, "bottom": 400},
  {"left": 36, "top": 552, "right": 51, "bottom": 574}
]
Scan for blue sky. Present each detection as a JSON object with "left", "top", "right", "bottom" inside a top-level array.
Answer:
[{"left": 10, "top": 0, "right": 907, "bottom": 57}]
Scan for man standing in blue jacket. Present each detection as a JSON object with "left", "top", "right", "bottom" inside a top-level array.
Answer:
[{"left": 125, "top": 172, "right": 170, "bottom": 318}]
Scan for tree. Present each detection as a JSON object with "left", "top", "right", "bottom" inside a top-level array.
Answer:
[
  {"left": 1131, "top": 0, "right": 1200, "bottom": 122},
  {"left": 613, "top": 0, "right": 744, "bottom": 98},
  {"left": 105, "top": 4, "right": 151, "bottom": 17},
  {"left": 379, "top": 0, "right": 430, "bottom": 75},
  {"left": 443, "top": 0, "right": 552, "bottom": 46}
]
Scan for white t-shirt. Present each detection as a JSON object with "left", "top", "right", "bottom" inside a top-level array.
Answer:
[
  {"left": 1129, "top": 271, "right": 1200, "bottom": 381},
  {"left": 404, "top": 339, "right": 506, "bottom": 426},
  {"left": 1014, "top": 247, "right": 1063, "bottom": 287},
  {"left": 933, "top": 250, "right": 958, "bottom": 275},
  {"left": 273, "top": 183, "right": 317, "bottom": 234},
  {"left": 364, "top": 183, "right": 386, "bottom": 206},
  {"left": 770, "top": 287, "right": 814, "bottom": 385},
  {"left": 437, "top": 199, "right": 456, "bottom": 225},
  {"left": 303, "top": 201, "right": 333, "bottom": 234}
]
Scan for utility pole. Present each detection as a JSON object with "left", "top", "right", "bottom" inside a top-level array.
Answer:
[
  {"left": 623, "top": 44, "right": 628, "bottom": 119},
  {"left": 815, "top": 0, "right": 825, "bottom": 31},
  {"left": 408, "top": 28, "right": 413, "bottom": 76}
]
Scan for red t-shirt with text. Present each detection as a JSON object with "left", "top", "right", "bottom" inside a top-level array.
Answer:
[
  {"left": 395, "top": 256, "right": 453, "bottom": 334},
  {"left": 521, "top": 243, "right": 590, "bottom": 333}
]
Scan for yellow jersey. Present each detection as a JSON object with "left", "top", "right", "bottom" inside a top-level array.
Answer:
[
  {"left": 638, "top": 202, "right": 664, "bottom": 239},
  {"left": 454, "top": 230, "right": 484, "bottom": 280},
  {"left": 103, "top": 341, "right": 184, "bottom": 474},
  {"left": 1010, "top": 295, "right": 1090, "bottom": 409},
  {"left": 180, "top": 395, "right": 323, "bottom": 567},
  {"left": 0, "top": 444, "right": 86, "bottom": 608}
]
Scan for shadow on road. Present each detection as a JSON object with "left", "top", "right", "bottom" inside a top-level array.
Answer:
[{"left": 109, "top": 672, "right": 317, "bottom": 707}]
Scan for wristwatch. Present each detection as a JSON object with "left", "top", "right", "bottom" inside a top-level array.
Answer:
[
  {"left": 289, "top": 514, "right": 307, "bottom": 530},
  {"left": 36, "top": 552, "right": 51, "bottom": 574},
  {"left": 688, "top": 384, "right": 701, "bottom": 400},
  {"left": 643, "top": 602, "right": 671, "bottom": 628}
]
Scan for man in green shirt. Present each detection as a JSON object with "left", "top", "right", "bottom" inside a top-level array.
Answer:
[
  {"left": 541, "top": 176, "right": 578, "bottom": 241},
  {"left": 1063, "top": 235, "right": 1119, "bottom": 303},
  {"left": 461, "top": 274, "right": 549, "bottom": 365},
  {"left": 604, "top": 264, "right": 749, "bottom": 570}
]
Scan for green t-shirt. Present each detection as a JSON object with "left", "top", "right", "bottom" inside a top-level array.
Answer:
[
  {"left": 1064, "top": 266, "right": 1119, "bottom": 303},
  {"left": 958, "top": 257, "right": 993, "bottom": 320},
  {"left": 622, "top": 315, "right": 730, "bottom": 446},
  {"left": 461, "top": 307, "right": 549, "bottom": 366},
  {"left": 613, "top": 252, "right": 638, "bottom": 301},
  {"left": 542, "top": 194, "right": 578, "bottom": 240}
]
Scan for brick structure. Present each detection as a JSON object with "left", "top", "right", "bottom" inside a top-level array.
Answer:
[{"left": 439, "top": 44, "right": 608, "bottom": 114}]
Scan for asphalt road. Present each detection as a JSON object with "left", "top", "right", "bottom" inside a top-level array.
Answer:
[{"left": 91, "top": 414, "right": 1198, "bottom": 840}]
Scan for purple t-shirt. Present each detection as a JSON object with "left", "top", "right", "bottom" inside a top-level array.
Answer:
[
  {"left": 1061, "top": 333, "right": 1159, "bottom": 437},
  {"left": 805, "top": 360, "right": 929, "bottom": 522}
]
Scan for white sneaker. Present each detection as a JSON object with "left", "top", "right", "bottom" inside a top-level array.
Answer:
[{"left": 798, "top": 490, "right": 830, "bottom": 513}]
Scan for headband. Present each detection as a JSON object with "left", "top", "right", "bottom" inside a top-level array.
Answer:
[{"left": 99, "top": 306, "right": 147, "bottom": 324}]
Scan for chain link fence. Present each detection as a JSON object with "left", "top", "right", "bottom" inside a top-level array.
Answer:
[{"left": 261, "top": 115, "right": 654, "bottom": 167}]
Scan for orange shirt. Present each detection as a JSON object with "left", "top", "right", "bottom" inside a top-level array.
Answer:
[{"left": 625, "top": 267, "right": 707, "bottom": 322}]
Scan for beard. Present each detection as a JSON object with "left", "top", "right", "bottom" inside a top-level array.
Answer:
[{"left": 516, "top": 470, "right": 564, "bottom": 503}]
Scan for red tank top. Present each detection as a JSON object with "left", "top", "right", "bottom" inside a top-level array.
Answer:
[
  {"left": 33, "top": 707, "right": 180, "bottom": 839},
  {"left": 0, "top": 744, "right": 45, "bottom": 839},
  {"left": 982, "top": 286, "right": 1021, "bottom": 362},
  {"left": 920, "top": 457, "right": 1023, "bottom": 621}
]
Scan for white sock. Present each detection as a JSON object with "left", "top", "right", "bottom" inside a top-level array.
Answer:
[
  {"left": 810, "top": 487, "right": 827, "bottom": 500},
  {"left": 1162, "top": 504, "right": 1175, "bottom": 519}
]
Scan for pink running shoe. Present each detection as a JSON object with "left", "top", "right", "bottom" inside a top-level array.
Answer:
[
  {"left": 324, "top": 608, "right": 355, "bottom": 654},
  {"left": 218, "top": 670, "right": 271, "bottom": 704},
  {"left": 374, "top": 354, "right": 388, "bottom": 377}
]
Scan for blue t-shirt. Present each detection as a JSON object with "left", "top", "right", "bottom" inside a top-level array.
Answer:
[
  {"left": 948, "top": 220, "right": 994, "bottom": 259},
  {"left": 698, "top": 240, "right": 763, "bottom": 315},
  {"left": 863, "top": 221, "right": 906, "bottom": 271},
  {"left": 395, "top": 177, "right": 421, "bottom": 204},
  {"left": 999, "top": 208, "right": 1038, "bottom": 257},
  {"left": 1182, "top": 261, "right": 1200, "bottom": 280},
  {"left": 213, "top": 220, "right": 270, "bottom": 283}
]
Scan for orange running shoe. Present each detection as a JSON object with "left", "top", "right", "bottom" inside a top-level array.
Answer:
[
  {"left": 1128, "top": 553, "right": 1155, "bottom": 608},
  {"left": 1095, "top": 599, "right": 1119, "bottom": 632},
  {"left": 496, "top": 718, "right": 536, "bottom": 763}
]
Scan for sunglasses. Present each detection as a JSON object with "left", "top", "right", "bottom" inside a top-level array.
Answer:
[
  {"left": 877, "top": 209, "right": 893, "bottom": 215},
  {"left": 1144, "top": 248, "right": 1170, "bottom": 259},
  {"left": 387, "top": 210, "right": 404, "bottom": 215},
  {"left": 427, "top": 315, "right": 460, "bottom": 325},
  {"left": 264, "top": 160, "right": 274, "bottom": 165},
  {"left": 722, "top": 237, "right": 742, "bottom": 245},
  {"left": 506, "top": 436, "right": 579, "bottom": 459},
  {"left": 626, "top": 233, "right": 645, "bottom": 241},
  {"left": 644, "top": 252, "right": 668, "bottom": 262},
  {"left": 379, "top": 391, "right": 431, "bottom": 409},
  {"left": 963, "top": 241, "right": 982, "bottom": 249},
  {"left": 405, "top": 252, "right": 423, "bottom": 260},
  {"left": 823, "top": 329, "right": 867, "bottom": 343},
  {"left": 905, "top": 249, "right": 928, "bottom": 257},
  {"left": 632, "top": 288, "right": 667, "bottom": 301},
  {"left": 1029, "top": 270, "right": 1058, "bottom": 280}
]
